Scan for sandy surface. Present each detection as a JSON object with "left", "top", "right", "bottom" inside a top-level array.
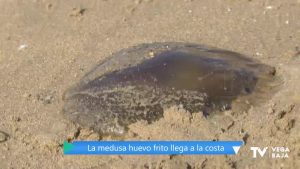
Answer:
[{"left": 0, "top": 0, "right": 300, "bottom": 168}]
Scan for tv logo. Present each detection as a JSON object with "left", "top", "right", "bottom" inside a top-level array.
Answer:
[
  {"left": 250, "top": 147, "right": 268, "bottom": 158},
  {"left": 250, "top": 146, "right": 289, "bottom": 158}
]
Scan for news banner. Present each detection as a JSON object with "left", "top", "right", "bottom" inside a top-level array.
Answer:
[{"left": 64, "top": 141, "right": 243, "bottom": 155}]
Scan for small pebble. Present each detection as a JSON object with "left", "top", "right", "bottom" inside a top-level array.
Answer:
[
  {"left": 242, "top": 132, "right": 249, "bottom": 144},
  {"left": 37, "top": 91, "right": 55, "bottom": 104},
  {"left": 148, "top": 51, "right": 155, "bottom": 58},
  {"left": 0, "top": 131, "right": 9, "bottom": 143},
  {"left": 265, "top": 6, "right": 274, "bottom": 9},
  {"left": 70, "top": 7, "right": 86, "bottom": 17},
  {"left": 46, "top": 3, "right": 52, "bottom": 10},
  {"left": 18, "top": 44, "right": 28, "bottom": 51}
]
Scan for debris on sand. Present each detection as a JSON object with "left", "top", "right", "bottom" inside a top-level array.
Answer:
[
  {"left": 70, "top": 7, "right": 86, "bottom": 17},
  {"left": 0, "top": 131, "right": 9, "bottom": 143}
]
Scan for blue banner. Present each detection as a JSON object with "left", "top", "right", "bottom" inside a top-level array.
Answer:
[{"left": 64, "top": 141, "right": 243, "bottom": 155}]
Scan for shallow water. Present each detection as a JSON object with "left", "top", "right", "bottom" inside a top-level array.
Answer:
[{"left": 63, "top": 42, "right": 280, "bottom": 135}]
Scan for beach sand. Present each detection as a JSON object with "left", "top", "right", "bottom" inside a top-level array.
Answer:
[{"left": 0, "top": 0, "right": 300, "bottom": 168}]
